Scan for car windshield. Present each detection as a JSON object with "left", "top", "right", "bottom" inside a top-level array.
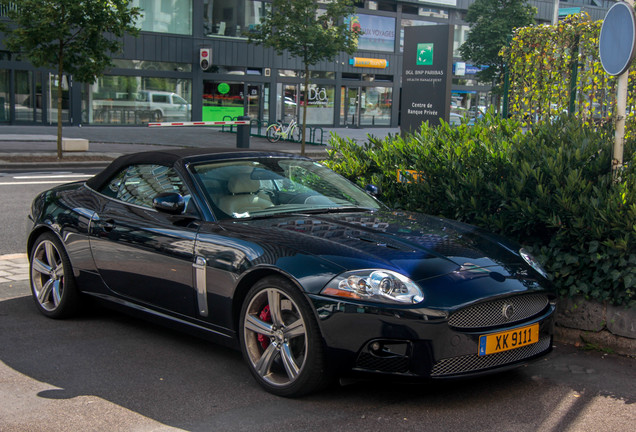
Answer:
[{"left": 189, "top": 158, "right": 382, "bottom": 220}]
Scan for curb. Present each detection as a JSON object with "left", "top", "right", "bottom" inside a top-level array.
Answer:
[{"left": 554, "top": 326, "right": 636, "bottom": 357}]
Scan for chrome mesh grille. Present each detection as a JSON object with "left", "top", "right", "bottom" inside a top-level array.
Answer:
[
  {"left": 448, "top": 294, "right": 549, "bottom": 329},
  {"left": 356, "top": 352, "right": 410, "bottom": 373},
  {"left": 431, "top": 336, "right": 551, "bottom": 377}
]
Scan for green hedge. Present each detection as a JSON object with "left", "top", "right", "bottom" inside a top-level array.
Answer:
[{"left": 325, "top": 114, "right": 635, "bottom": 306}]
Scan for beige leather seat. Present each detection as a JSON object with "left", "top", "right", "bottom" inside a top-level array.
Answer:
[{"left": 217, "top": 174, "right": 273, "bottom": 216}]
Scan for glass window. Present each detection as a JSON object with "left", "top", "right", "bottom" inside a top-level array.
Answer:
[
  {"left": 111, "top": 59, "right": 192, "bottom": 73},
  {"left": 360, "top": 86, "right": 392, "bottom": 126},
  {"left": 132, "top": 0, "right": 192, "bottom": 35},
  {"left": 299, "top": 84, "right": 335, "bottom": 125},
  {"left": 0, "top": 69, "right": 9, "bottom": 122},
  {"left": 48, "top": 73, "right": 70, "bottom": 124},
  {"left": 352, "top": 14, "right": 396, "bottom": 52},
  {"left": 15, "top": 70, "right": 34, "bottom": 122},
  {"left": 202, "top": 81, "right": 245, "bottom": 122},
  {"left": 83, "top": 76, "right": 192, "bottom": 125},
  {"left": 400, "top": 19, "right": 436, "bottom": 52},
  {"left": 203, "top": 0, "right": 270, "bottom": 38},
  {"left": 453, "top": 25, "right": 470, "bottom": 58},
  {"left": 117, "top": 165, "right": 188, "bottom": 208}
]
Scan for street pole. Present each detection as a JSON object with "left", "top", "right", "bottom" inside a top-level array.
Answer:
[
  {"left": 613, "top": 0, "right": 633, "bottom": 177},
  {"left": 552, "top": 0, "right": 559, "bottom": 25}
]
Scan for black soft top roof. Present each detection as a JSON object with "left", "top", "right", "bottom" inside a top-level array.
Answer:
[{"left": 85, "top": 148, "right": 303, "bottom": 191}]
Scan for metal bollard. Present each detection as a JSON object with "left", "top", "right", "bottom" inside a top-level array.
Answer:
[{"left": 236, "top": 115, "right": 250, "bottom": 148}]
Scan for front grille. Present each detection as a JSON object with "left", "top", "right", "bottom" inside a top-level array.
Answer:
[
  {"left": 448, "top": 294, "right": 549, "bottom": 329},
  {"left": 356, "top": 352, "right": 410, "bottom": 374},
  {"left": 430, "top": 335, "right": 551, "bottom": 377}
]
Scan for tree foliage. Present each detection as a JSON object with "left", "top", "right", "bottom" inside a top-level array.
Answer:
[
  {"left": 500, "top": 13, "right": 636, "bottom": 140},
  {"left": 0, "top": 0, "right": 140, "bottom": 158},
  {"left": 247, "top": 0, "right": 360, "bottom": 155},
  {"left": 459, "top": 0, "right": 535, "bottom": 87}
]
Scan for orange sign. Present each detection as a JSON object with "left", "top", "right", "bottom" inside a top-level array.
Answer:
[{"left": 350, "top": 57, "right": 389, "bottom": 69}]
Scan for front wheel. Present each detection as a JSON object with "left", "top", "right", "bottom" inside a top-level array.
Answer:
[
  {"left": 29, "top": 232, "right": 80, "bottom": 319},
  {"left": 239, "top": 276, "right": 329, "bottom": 397},
  {"left": 266, "top": 124, "right": 281, "bottom": 142}
]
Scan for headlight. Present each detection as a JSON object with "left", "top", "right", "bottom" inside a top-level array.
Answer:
[
  {"left": 322, "top": 270, "right": 424, "bottom": 305},
  {"left": 519, "top": 248, "right": 549, "bottom": 279}
]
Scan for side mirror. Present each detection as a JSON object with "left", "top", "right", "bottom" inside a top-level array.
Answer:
[
  {"left": 153, "top": 192, "right": 185, "bottom": 215},
  {"left": 365, "top": 184, "right": 381, "bottom": 197}
]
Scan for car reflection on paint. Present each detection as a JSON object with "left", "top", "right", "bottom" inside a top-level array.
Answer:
[{"left": 26, "top": 149, "right": 555, "bottom": 397}]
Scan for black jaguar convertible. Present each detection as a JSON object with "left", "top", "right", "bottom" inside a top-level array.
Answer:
[{"left": 26, "top": 149, "right": 555, "bottom": 396}]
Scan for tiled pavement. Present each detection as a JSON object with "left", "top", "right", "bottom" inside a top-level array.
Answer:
[{"left": 0, "top": 253, "right": 29, "bottom": 283}]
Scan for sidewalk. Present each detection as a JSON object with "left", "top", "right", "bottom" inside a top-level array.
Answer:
[{"left": 0, "top": 124, "right": 400, "bottom": 169}]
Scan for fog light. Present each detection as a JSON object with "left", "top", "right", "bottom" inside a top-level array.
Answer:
[{"left": 370, "top": 341, "right": 382, "bottom": 352}]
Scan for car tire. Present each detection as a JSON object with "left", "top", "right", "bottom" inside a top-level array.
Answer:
[
  {"left": 239, "top": 276, "right": 329, "bottom": 397},
  {"left": 29, "top": 232, "right": 80, "bottom": 319},
  {"left": 153, "top": 110, "right": 164, "bottom": 122}
]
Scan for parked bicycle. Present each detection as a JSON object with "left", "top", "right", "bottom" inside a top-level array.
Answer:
[{"left": 266, "top": 117, "right": 301, "bottom": 143}]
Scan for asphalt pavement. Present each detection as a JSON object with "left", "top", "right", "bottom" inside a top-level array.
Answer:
[{"left": 0, "top": 124, "right": 401, "bottom": 169}]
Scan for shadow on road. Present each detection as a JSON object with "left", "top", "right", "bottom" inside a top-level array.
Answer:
[{"left": 1, "top": 293, "right": 634, "bottom": 432}]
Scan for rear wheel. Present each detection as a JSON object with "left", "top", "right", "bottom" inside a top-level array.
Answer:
[
  {"left": 266, "top": 124, "right": 281, "bottom": 142},
  {"left": 29, "top": 232, "right": 80, "bottom": 319},
  {"left": 291, "top": 126, "right": 301, "bottom": 143},
  {"left": 239, "top": 276, "right": 329, "bottom": 397}
]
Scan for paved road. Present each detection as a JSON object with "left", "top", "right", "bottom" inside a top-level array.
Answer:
[
  {"left": 0, "top": 278, "right": 634, "bottom": 432},
  {"left": 0, "top": 168, "right": 634, "bottom": 431}
]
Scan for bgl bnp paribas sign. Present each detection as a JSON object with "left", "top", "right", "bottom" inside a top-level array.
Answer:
[{"left": 400, "top": 26, "right": 453, "bottom": 133}]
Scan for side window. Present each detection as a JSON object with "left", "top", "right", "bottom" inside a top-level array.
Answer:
[
  {"left": 117, "top": 164, "right": 189, "bottom": 208},
  {"left": 152, "top": 94, "right": 169, "bottom": 103},
  {"left": 99, "top": 170, "right": 126, "bottom": 198}
]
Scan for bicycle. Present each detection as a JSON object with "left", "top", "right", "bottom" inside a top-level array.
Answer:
[{"left": 266, "top": 118, "right": 301, "bottom": 143}]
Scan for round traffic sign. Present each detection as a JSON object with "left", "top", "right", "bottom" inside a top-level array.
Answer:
[{"left": 599, "top": 2, "right": 636, "bottom": 76}]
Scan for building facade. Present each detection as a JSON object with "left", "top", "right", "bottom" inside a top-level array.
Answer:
[{"left": 0, "top": 0, "right": 615, "bottom": 128}]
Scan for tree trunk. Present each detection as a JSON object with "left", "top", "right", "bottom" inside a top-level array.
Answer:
[
  {"left": 301, "top": 63, "right": 309, "bottom": 156},
  {"left": 56, "top": 42, "right": 64, "bottom": 160}
]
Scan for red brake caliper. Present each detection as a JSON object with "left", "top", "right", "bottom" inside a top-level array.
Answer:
[{"left": 258, "top": 305, "right": 271, "bottom": 349}]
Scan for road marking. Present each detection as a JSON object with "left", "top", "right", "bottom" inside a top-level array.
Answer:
[
  {"left": 0, "top": 181, "right": 83, "bottom": 186},
  {"left": 13, "top": 174, "right": 91, "bottom": 179},
  {"left": 0, "top": 253, "right": 27, "bottom": 260}
]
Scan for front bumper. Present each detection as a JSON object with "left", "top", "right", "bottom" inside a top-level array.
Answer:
[{"left": 310, "top": 294, "right": 555, "bottom": 379}]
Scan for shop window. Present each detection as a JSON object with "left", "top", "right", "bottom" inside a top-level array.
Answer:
[
  {"left": 203, "top": 0, "right": 270, "bottom": 38},
  {"left": 342, "top": 73, "right": 361, "bottom": 80},
  {"left": 111, "top": 59, "right": 192, "bottom": 73},
  {"left": 354, "top": 14, "right": 396, "bottom": 52},
  {"left": 278, "top": 70, "right": 298, "bottom": 77},
  {"left": 0, "top": 70, "right": 9, "bottom": 122},
  {"left": 132, "top": 0, "right": 192, "bottom": 35},
  {"left": 83, "top": 76, "right": 192, "bottom": 125},
  {"left": 360, "top": 86, "right": 392, "bottom": 126},
  {"left": 202, "top": 81, "right": 245, "bottom": 122},
  {"left": 299, "top": 84, "right": 335, "bottom": 125}
]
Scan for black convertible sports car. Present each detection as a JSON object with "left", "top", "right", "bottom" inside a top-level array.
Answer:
[{"left": 27, "top": 149, "right": 555, "bottom": 396}]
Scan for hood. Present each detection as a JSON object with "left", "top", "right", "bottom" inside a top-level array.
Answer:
[{"left": 238, "top": 210, "right": 528, "bottom": 281}]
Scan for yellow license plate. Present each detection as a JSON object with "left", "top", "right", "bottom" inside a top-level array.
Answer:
[{"left": 478, "top": 324, "right": 539, "bottom": 356}]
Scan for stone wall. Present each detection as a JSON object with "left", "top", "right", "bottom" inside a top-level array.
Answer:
[{"left": 555, "top": 297, "right": 636, "bottom": 357}]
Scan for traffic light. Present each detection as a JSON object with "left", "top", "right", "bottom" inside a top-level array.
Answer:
[{"left": 200, "top": 48, "right": 212, "bottom": 71}]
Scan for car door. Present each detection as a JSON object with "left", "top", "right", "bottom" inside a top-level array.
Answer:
[{"left": 89, "top": 163, "right": 200, "bottom": 317}]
